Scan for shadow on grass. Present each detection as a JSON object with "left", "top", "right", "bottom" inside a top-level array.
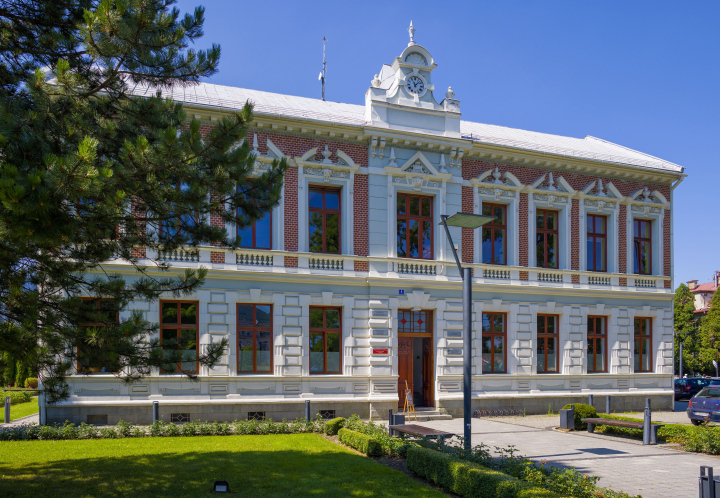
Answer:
[{"left": 0, "top": 436, "right": 443, "bottom": 497}]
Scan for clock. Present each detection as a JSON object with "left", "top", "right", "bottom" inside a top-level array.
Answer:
[{"left": 405, "top": 75, "right": 425, "bottom": 95}]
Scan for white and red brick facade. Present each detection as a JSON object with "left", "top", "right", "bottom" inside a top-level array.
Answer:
[{"left": 49, "top": 35, "right": 685, "bottom": 425}]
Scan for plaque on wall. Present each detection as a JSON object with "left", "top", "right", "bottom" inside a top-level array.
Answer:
[
  {"left": 372, "top": 348, "right": 389, "bottom": 355},
  {"left": 446, "top": 348, "right": 463, "bottom": 356},
  {"left": 446, "top": 330, "right": 462, "bottom": 338},
  {"left": 372, "top": 328, "right": 389, "bottom": 336}
]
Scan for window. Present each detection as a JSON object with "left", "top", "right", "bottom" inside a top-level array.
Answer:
[
  {"left": 238, "top": 184, "right": 272, "bottom": 249},
  {"left": 160, "top": 301, "right": 199, "bottom": 373},
  {"left": 586, "top": 214, "right": 607, "bottom": 272},
  {"left": 397, "top": 193, "right": 433, "bottom": 259},
  {"left": 634, "top": 317, "right": 652, "bottom": 372},
  {"left": 77, "top": 299, "right": 120, "bottom": 374},
  {"left": 482, "top": 313, "right": 506, "bottom": 373},
  {"left": 481, "top": 204, "right": 506, "bottom": 265},
  {"left": 536, "top": 210, "right": 558, "bottom": 269},
  {"left": 633, "top": 219, "right": 652, "bottom": 275},
  {"left": 587, "top": 316, "right": 607, "bottom": 373},
  {"left": 160, "top": 183, "right": 198, "bottom": 244},
  {"left": 237, "top": 304, "right": 273, "bottom": 374},
  {"left": 537, "top": 315, "right": 559, "bottom": 373},
  {"left": 398, "top": 310, "right": 432, "bottom": 334},
  {"left": 309, "top": 187, "right": 340, "bottom": 254},
  {"left": 309, "top": 307, "right": 341, "bottom": 374}
]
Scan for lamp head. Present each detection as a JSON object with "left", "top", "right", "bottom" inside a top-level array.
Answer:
[{"left": 440, "top": 212, "right": 495, "bottom": 229}]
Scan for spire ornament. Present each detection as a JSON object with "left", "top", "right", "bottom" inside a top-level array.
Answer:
[{"left": 408, "top": 21, "right": 416, "bottom": 46}]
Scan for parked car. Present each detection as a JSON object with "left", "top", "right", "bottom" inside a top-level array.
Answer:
[
  {"left": 675, "top": 377, "right": 712, "bottom": 400},
  {"left": 687, "top": 387, "right": 720, "bottom": 425}
]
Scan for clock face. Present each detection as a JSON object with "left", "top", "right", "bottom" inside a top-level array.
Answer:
[{"left": 406, "top": 75, "right": 425, "bottom": 95}]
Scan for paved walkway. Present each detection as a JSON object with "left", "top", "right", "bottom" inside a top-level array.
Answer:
[
  {"left": 417, "top": 417, "right": 716, "bottom": 498},
  {"left": 0, "top": 413, "right": 39, "bottom": 428}
]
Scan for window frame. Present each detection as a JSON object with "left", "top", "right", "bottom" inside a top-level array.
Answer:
[
  {"left": 238, "top": 209, "right": 272, "bottom": 250},
  {"left": 587, "top": 315, "right": 608, "bottom": 373},
  {"left": 633, "top": 218, "right": 652, "bottom": 275},
  {"left": 76, "top": 298, "right": 120, "bottom": 374},
  {"left": 308, "top": 186, "right": 342, "bottom": 254},
  {"left": 398, "top": 309, "right": 433, "bottom": 335},
  {"left": 159, "top": 300, "right": 199, "bottom": 374},
  {"left": 586, "top": 214, "right": 607, "bottom": 272},
  {"left": 634, "top": 317, "right": 653, "bottom": 373},
  {"left": 309, "top": 306, "right": 342, "bottom": 375},
  {"left": 481, "top": 312, "right": 507, "bottom": 374},
  {"left": 481, "top": 203, "right": 507, "bottom": 265},
  {"left": 236, "top": 304, "right": 274, "bottom": 374},
  {"left": 536, "top": 209, "right": 559, "bottom": 269},
  {"left": 537, "top": 314, "right": 559, "bottom": 374},
  {"left": 396, "top": 193, "right": 434, "bottom": 260}
]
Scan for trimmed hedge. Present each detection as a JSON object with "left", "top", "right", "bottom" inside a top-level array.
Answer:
[
  {"left": 24, "top": 378, "right": 38, "bottom": 389},
  {"left": 324, "top": 417, "right": 346, "bottom": 435},
  {"left": 0, "top": 390, "right": 32, "bottom": 405},
  {"left": 406, "top": 446, "right": 560, "bottom": 498},
  {"left": 337, "top": 428, "right": 382, "bottom": 457},
  {"left": 561, "top": 403, "right": 596, "bottom": 430}
]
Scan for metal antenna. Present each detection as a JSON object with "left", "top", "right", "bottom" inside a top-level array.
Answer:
[{"left": 319, "top": 37, "right": 327, "bottom": 101}]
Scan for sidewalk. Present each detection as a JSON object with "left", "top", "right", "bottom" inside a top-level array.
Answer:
[
  {"left": 0, "top": 413, "right": 39, "bottom": 428},
  {"left": 416, "top": 417, "right": 717, "bottom": 498}
]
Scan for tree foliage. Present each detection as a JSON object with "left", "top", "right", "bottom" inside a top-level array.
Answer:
[{"left": 0, "top": 0, "right": 286, "bottom": 402}]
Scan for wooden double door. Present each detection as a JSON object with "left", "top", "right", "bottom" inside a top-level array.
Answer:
[{"left": 398, "top": 335, "right": 434, "bottom": 408}]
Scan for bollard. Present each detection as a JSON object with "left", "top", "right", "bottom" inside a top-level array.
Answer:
[
  {"left": 4, "top": 396, "right": 9, "bottom": 424},
  {"left": 700, "top": 466, "right": 719, "bottom": 498},
  {"left": 643, "top": 398, "right": 651, "bottom": 445},
  {"left": 606, "top": 395, "right": 611, "bottom": 414},
  {"left": 152, "top": 401, "right": 159, "bottom": 423},
  {"left": 305, "top": 400, "right": 310, "bottom": 421},
  {"left": 388, "top": 409, "right": 393, "bottom": 436},
  {"left": 588, "top": 394, "right": 594, "bottom": 408}
]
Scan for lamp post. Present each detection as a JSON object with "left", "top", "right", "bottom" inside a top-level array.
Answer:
[{"left": 440, "top": 212, "right": 495, "bottom": 454}]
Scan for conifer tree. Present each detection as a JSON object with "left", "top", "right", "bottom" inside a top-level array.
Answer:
[
  {"left": 0, "top": 0, "right": 287, "bottom": 402},
  {"left": 674, "top": 283, "right": 699, "bottom": 374}
]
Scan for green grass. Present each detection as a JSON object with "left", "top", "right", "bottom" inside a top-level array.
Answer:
[
  {"left": 9, "top": 397, "right": 38, "bottom": 421},
  {"left": 0, "top": 433, "right": 445, "bottom": 497}
]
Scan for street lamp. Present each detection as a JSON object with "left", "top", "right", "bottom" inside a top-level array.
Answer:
[{"left": 440, "top": 212, "right": 495, "bottom": 454}]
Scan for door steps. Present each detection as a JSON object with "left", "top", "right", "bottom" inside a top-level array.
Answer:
[{"left": 401, "top": 409, "right": 452, "bottom": 422}]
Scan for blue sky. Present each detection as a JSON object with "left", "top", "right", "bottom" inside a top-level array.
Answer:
[{"left": 176, "top": 0, "right": 719, "bottom": 287}]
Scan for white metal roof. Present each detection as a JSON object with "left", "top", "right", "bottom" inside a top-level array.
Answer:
[{"left": 130, "top": 81, "right": 683, "bottom": 174}]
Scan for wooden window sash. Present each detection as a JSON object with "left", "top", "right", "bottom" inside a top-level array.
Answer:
[
  {"left": 634, "top": 317, "right": 653, "bottom": 373},
  {"left": 482, "top": 312, "right": 507, "bottom": 374},
  {"left": 159, "top": 300, "right": 199, "bottom": 374},
  {"left": 587, "top": 315, "right": 608, "bottom": 373},
  {"left": 537, "top": 314, "right": 559, "bottom": 373},
  {"left": 76, "top": 298, "right": 120, "bottom": 374},
  {"left": 309, "top": 307, "right": 342, "bottom": 374},
  {"left": 237, "top": 304, "right": 273, "bottom": 374},
  {"left": 587, "top": 214, "right": 607, "bottom": 272},
  {"left": 396, "top": 193, "right": 434, "bottom": 260},
  {"left": 309, "top": 187, "right": 341, "bottom": 254},
  {"left": 482, "top": 203, "right": 507, "bottom": 265},
  {"left": 536, "top": 209, "right": 559, "bottom": 269},
  {"left": 633, "top": 219, "right": 652, "bottom": 276}
]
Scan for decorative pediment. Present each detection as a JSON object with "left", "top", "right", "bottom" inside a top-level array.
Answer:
[
  {"left": 530, "top": 172, "right": 573, "bottom": 194},
  {"left": 581, "top": 179, "right": 620, "bottom": 199},
  {"left": 399, "top": 151, "right": 443, "bottom": 177},
  {"left": 475, "top": 167, "right": 521, "bottom": 187},
  {"left": 297, "top": 146, "right": 358, "bottom": 183},
  {"left": 249, "top": 137, "right": 285, "bottom": 176},
  {"left": 630, "top": 187, "right": 667, "bottom": 204},
  {"left": 384, "top": 151, "right": 451, "bottom": 189}
]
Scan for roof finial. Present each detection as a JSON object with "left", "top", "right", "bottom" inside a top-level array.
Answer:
[{"left": 408, "top": 21, "right": 416, "bottom": 46}]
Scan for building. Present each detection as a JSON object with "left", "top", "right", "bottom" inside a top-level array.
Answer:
[
  {"left": 687, "top": 271, "right": 719, "bottom": 316},
  {"left": 46, "top": 26, "right": 685, "bottom": 425}
]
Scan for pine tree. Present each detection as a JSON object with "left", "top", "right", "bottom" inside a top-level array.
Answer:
[
  {"left": 674, "top": 283, "right": 699, "bottom": 374},
  {"left": 0, "top": 0, "right": 287, "bottom": 402},
  {"left": 700, "top": 289, "right": 720, "bottom": 375}
]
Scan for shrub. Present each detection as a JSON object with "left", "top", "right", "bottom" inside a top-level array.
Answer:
[
  {"left": 562, "top": 403, "right": 596, "bottom": 430},
  {"left": 324, "top": 416, "right": 346, "bottom": 435},
  {"left": 406, "top": 446, "right": 558, "bottom": 498},
  {"left": 337, "top": 428, "right": 382, "bottom": 457},
  {"left": 0, "top": 389, "right": 32, "bottom": 405},
  {"left": 24, "top": 378, "right": 38, "bottom": 389},
  {"left": 343, "top": 414, "right": 416, "bottom": 456}
]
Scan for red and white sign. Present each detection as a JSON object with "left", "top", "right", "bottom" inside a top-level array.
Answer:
[{"left": 372, "top": 348, "right": 389, "bottom": 355}]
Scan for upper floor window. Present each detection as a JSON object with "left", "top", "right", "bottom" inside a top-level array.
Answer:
[
  {"left": 237, "top": 304, "right": 273, "bottom": 374},
  {"left": 633, "top": 219, "right": 652, "bottom": 275},
  {"left": 160, "top": 182, "right": 198, "bottom": 244},
  {"left": 309, "top": 187, "right": 340, "bottom": 254},
  {"left": 238, "top": 184, "right": 272, "bottom": 249},
  {"left": 482, "top": 204, "right": 506, "bottom": 265},
  {"left": 397, "top": 194, "right": 433, "bottom": 259},
  {"left": 482, "top": 312, "right": 506, "bottom": 373},
  {"left": 77, "top": 299, "right": 120, "bottom": 374},
  {"left": 309, "top": 307, "right": 342, "bottom": 374},
  {"left": 587, "top": 316, "right": 607, "bottom": 373},
  {"left": 536, "top": 209, "right": 558, "bottom": 269},
  {"left": 634, "top": 317, "right": 652, "bottom": 372},
  {"left": 537, "top": 314, "right": 559, "bottom": 373},
  {"left": 586, "top": 214, "right": 607, "bottom": 272},
  {"left": 160, "top": 301, "right": 198, "bottom": 373}
]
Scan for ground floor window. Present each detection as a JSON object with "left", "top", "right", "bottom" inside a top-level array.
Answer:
[
  {"left": 482, "top": 313, "right": 506, "bottom": 373},
  {"left": 309, "top": 307, "right": 341, "bottom": 374},
  {"left": 77, "top": 299, "right": 120, "bottom": 374},
  {"left": 160, "top": 301, "right": 199, "bottom": 373},
  {"left": 634, "top": 317, "right": 652, "bottom": 372},
  {"left": 537, "top": 314, "right": 559, "bottom": 373},
  {"left": 237, "top": 304, "right": 273, "bottom": 373},
  {"left": 587, "top": 316, "right": 607, "bottom": 373}
]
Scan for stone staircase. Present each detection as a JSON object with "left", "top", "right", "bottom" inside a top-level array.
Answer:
[{"left": 405, "top": 407, "right": 452, "bottom": 422}]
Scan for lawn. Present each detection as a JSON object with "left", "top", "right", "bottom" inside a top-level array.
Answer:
[
  {"left": 8, "top": 398, "right": 38, "bottom": 421},
  {"left": 0, "top": 433, "right": 445, "bottom": 497}
]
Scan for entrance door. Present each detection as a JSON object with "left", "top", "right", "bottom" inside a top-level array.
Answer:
[
  {"left": 422, "top": 337, "right": 433, "bottom": 406},
  {"left": 398, "top": 337, "right": 413, "bottom": 408}
]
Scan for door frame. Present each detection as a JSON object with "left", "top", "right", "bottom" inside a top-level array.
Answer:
[{"left": 397, "top": 309, "right": 435, "bottom": 408}]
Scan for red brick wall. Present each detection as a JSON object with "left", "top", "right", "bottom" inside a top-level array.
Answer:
[
  {"left": 519, "top": 193, "right": 529, "bottom": 267},
  {"left": 251, "top": 131, "right": 368, "bottom": 167},
  {"left": 210, "top": 251, "right": 224, "bottom": 264},
  {"left": 354, "top": 174, "right": 369, "bottom": 272},
  {"left": 663, "top": 210, "right": 671, "bottom": 277},
  {"left": 618, "top": 204, "right": 627, "bottom": 273},
  {"left": 461, "top": 186, "right": 474, "bottom": 263},
  {"left": 283, "top": 165, "right": 298, "bottom": 267},
  {"left": 571, "top": 199, "right": 580, "bottom": 271}
]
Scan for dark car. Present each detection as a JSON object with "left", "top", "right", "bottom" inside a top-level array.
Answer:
[
  {"left": 675, "top": 377, "right": 712, "bottom": 400},
  {"left": 687, "top": 387, "right": 720, "bottom": 425}
]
